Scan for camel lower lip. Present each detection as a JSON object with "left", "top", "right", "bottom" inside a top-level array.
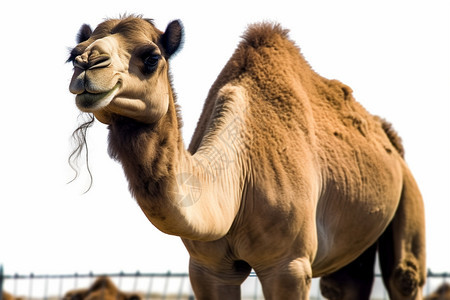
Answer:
[{"left": 76, "top": 83, "right": 120, "bottom": 111}]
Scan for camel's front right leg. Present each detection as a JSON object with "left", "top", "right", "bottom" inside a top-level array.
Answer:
[
  {"left": 188, "top": 258, "right": 251, "bottom": 300},
  {"left": 255, "top": 257, "right": 313, "bottom": 300}
]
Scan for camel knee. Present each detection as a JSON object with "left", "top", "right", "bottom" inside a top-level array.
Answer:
[
  {"left": 280, "top": 258, "right": 313, "bottom": 287},
  {"left": 257, "top": 258, "right": 312, "bottom": 299},
  {"left": 389, "top": 259, "right": 424, "bottom": 299}
]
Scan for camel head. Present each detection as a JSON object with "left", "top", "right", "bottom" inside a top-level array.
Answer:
[{"left": 68, "top": 16, "right": 182, "bottom": 124}]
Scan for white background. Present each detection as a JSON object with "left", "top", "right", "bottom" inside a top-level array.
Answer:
[{"left": 0, "top": 0, "right": 448, "bottom": 279}]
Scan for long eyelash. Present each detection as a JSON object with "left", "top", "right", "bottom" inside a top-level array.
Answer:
[
  {"left": 66, "top": 48, "right": 78, "bottom": 63},
  {"left": 67, "top": 55, "right": 76, "bottom": 63},
  {"left": 66, "top": 46, "right": 84, "bottom": 63}
]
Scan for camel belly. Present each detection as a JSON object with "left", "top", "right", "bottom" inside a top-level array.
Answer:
[{"left": 312, "top": 161, "right": 403, "bottom": 276}]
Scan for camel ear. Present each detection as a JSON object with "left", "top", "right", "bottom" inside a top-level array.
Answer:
[
  {"left": 161, "top": 20, "right": 183, "bottom": 58},
  {"left": 77, "top": 24, "right": 92, "bottom": 43}
]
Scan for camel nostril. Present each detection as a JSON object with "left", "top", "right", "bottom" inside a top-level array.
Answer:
[
  {"left": 73, "top": 55, "right": 88, "bottom": 70},
  {"left": 88, "top": 55, "right": 112, "bottom": 70}
]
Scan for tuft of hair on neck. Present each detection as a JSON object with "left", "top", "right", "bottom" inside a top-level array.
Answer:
[{"left": 68, "top": 112, "right": 95, "bottom": 193}]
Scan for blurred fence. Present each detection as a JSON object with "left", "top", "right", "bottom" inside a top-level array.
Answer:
[{"left": 0, "top": 266, "right": 448, "bottom": 300}]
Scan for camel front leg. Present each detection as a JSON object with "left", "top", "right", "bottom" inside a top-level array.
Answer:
[
  {"left": 188, "top": 258, "right": 251, "bottom": 300},
  {"left": 256, "top": 257, "right": 313, "bottom": 300}
]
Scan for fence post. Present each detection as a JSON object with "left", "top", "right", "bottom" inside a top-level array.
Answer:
[{"left": 0, "top": 264, "right": 4, "bottom": 300}]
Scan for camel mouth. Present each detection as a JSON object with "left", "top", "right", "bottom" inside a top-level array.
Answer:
[{"left": 75, "top": 83, "right": 121, "bottom": 112}]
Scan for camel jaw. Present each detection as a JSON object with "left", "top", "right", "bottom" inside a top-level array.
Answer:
[{"left": 75, "top": 83, "right": 121, "bottom": 112}]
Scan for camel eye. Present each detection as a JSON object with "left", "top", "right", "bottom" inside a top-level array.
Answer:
[{"left": 143, "top": 54, "right": 160, "bottom": 74}]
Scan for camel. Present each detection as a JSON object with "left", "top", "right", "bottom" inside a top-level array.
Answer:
[
  {"left": 63, "top": 276, "right": 141, "bottom": 300},
  {"left": 1, "top": 291, "right": 23, "bottom": 300},
  {"left": 67, "top": 15, "right": 426, "bottom": 299},
  {"left": 425, "top": 283, "right": 450, "bottom": 300},
  {"left": 1, "top": 292, "right": 12, "bottom": 300}
]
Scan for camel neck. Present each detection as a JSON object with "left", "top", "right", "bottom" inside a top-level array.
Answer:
[{"left": 107, "top": 85, "right": 248, "bottom": 241}]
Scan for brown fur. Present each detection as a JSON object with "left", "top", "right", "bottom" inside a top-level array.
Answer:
[
  {"left": 1, "top": 291, "right": 23, "bottom": 300},
  {"left": 63, "top": 276, "right": 141, "bottom": 300},
  {"left": 425, "top": 283, "right": 450, "bottom": 300},
  {"left": 379, "top": 117, "right": 405, "bottom": 157},
  {"left": 68, "top": 16, "right": 426, "bottom": 299}
]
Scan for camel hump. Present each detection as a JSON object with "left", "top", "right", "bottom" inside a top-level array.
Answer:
[
  {"left": 242, "top": 22, "right": 290, "bottom": 48},
  {"left": 377, "top": 117, "right": 405, "bottom": 158}
]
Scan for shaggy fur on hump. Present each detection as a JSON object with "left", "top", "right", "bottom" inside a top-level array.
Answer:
[
  {"left": 242, "top": 22, "right": 290, "bottom": 47},
  {"left": 379, "top": 117, "right": 405, "bottom": 157}
]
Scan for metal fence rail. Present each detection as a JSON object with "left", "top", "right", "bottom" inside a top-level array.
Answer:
[
  {"left": 0, "top": 266, "right": 448, "bottom": 300},
  {"left": 1, "top": 269, "right": 195, "bottom": 300}
]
